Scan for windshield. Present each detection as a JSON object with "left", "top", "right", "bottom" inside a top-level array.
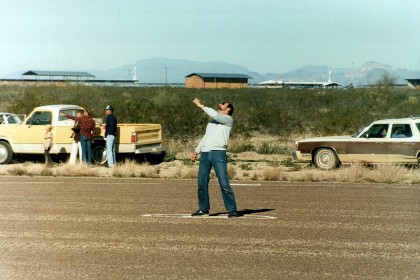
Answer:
[
  {"left": 25, "top": 111, "right": 52, "bottom": 125},
  {"left": 352, "top": 126, "right": 367, "bottom": 138}
]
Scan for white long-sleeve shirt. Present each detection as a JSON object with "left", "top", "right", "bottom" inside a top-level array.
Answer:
[{"left": 195, "top": 107, "right": 233, "bottom": 153}]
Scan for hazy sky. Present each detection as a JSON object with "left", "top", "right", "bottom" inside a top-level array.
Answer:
[{"left": 1, "top": 0, "right": 419, "bottom": 77}]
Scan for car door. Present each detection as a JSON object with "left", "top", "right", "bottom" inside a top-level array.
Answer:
[
  {"left": 55, "top": 108, "right": 80, "bottom": 145},
  {"left": 346, "top": 123, "right": 389, "bottom": 163},
  {"left": 386, "top": 123, "right": 420, "bottom": 163},
  {"left": 10, "top": 110, "right": 53, "bottom": 153}
]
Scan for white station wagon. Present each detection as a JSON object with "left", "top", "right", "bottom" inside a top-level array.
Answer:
[{"left": 293, "top": 116, "right": 420, "bottom": 170}]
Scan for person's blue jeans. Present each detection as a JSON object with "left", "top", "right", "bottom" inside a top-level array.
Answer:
[
  {"left": 106, "top": 135, "right": 116, "bottom": 167},
  {"left": 80, "top": 135, "right": 92, "bottom": 165},
  {"left": 197, "top": 150, "right": 237, "bottom": 213}
]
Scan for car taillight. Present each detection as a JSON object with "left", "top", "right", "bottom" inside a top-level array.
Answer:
[{"left": 131, "top": 131, "right": 136, "bottom": 143}]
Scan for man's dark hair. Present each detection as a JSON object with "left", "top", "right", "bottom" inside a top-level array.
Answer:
[
  {"left": 85, "top": 108, "right": 92, "bottom": 116},
  {"left": 226, "top": 103, "right": 234, "bottom": 116}
]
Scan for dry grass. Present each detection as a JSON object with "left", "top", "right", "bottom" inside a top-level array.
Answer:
[
  {"left": 7, "top": 166, "right": 29, "bottom": 176},
  {"left": 3, "top": 154, "right": 420, "bottom": 185},
  {"left": 54, "top": 164, "right": 100, "bottom": 177},
  {"left": 163, "top": 138, "right": 189, "bottom": 160},
  {"left": 228, "top": 165, "right": 236, "bottom": 180},
  {"left": 339, "top": 164, "right": 371, "bottom": 183},
  {"left": 112, "top": 159, "right": 160, "bottom": 178},
  {"left": 373, "top": 164, "right": 406, "bottom": 183},
  {"left": 181, "top": 167, "right": 198, "bottom": 179},
  {"left": 286, "top": 164, "right": 418, "bottom": 184},
  {"left": 262, "top": 167, "right": 282, "bottom": 181}
]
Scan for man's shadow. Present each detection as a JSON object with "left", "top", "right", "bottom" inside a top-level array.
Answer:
[{"left": 209, "top": 208, "right": 275, "bottom": 217}]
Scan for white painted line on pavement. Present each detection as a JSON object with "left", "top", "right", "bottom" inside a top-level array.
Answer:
[
  {"left": 142, "top": 213, "right": 276, "bottom": 220},
  {"left": 0, "top": 182, "right": 158, "bottom": 185},
  {"left": 231, "top": 183, "right": 261, "bottom": 186}
]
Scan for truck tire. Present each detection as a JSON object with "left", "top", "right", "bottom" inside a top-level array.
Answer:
[
  {"left": 0, "top": 141, "right": 13, "bottom": 164},
  {"left": 92, "top": 145, "right": 107, "bottom": 165},
  {"left": 314, "top": 148, "right": 339, "bottom": 170}
]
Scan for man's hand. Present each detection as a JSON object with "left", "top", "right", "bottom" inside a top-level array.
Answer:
[
  {"left": 193, "top": 98, "right": 204, "bottom": 108},
  {"left": 191, "top": 152, "right": 197, "bottom": 162},
  {"left": 59, "top": 113, "right": 65, "bottom": 117}
]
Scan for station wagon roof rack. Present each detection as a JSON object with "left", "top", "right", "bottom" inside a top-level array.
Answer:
[{"left": 409, "top": 115, "right": 420, "bottom": 119}]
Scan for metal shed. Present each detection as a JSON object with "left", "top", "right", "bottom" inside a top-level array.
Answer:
[{"left": 22, "top": 70, "right": 95, "bottom": 80}]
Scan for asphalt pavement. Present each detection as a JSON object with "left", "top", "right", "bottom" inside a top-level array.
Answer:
[{"left": 0, "top": 177, "right": 419, "bottom": 279}]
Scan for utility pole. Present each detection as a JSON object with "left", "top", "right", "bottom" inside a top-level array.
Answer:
[{"left": 164, "top": 67, "right": 168, "bottom": 85}]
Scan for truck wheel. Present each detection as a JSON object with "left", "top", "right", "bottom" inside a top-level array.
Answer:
[
  {"left": 92, "top": 145, "right": 107, "bottom": 165},
  {"left": 314, "top": 148, "right": 339, "bottom": 170},
  {"left": 0, "top": 141, "right": 13, "bottom": 164}
]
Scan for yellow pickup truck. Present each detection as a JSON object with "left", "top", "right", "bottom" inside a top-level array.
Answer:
[{"left": 0, "top": 104, "right": 165, "bottom": 164}]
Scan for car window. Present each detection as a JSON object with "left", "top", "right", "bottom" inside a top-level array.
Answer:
[
  {"left": 364, "top": 124, "right": 389, "bottom": 138},
  {"left": 59, "top": 109, "right": 79, "bottom": 121},
  {"left": 5, "top": 115, "right": 21, "bottom": 124},
  {"left": 25, "top": 111, "right": 52, "bottom": 125},
  {"left": 391, "top": 124, "right": 412, "bottom": 138},
  {"left": 416, "top": 123, "right": 420, "bottom": 134}
]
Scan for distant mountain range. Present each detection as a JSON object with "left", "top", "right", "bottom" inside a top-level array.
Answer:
[{"left": 5, "top": 57, "right": 420, "bottom": 85}]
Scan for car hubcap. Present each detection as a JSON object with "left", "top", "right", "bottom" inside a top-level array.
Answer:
[
  {"left": 319, "top": 152, "right": 332, "bottom": 166},
  {"left": 0, "top": 146, "right": 7, "bottom": 162},
  {"left": 93, "top": 147, "right": 107, "bottom": 164}
]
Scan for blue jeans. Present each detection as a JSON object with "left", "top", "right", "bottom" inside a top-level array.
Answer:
[
  {"left": 80, "top": 135, "right": 92, "bottom": 165},
  {"left": 197, "top": 150, "right": 237, "bottom": 213},
  {"left": 106, "top": 135, "right": 116, "bottom": 167}
]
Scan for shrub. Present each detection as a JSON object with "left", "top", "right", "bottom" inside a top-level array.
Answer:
[
  {"left": 229, "top": 142, "right": 255, "bottom": 153},
  {"left": 2, "top": 84, "right": 419, "bottom": 140},
  {"left": 257, "top": 142, "right": 289, "bottom": 154},
  {"left": 182, "top": 167, "right": 198, "bottom": 179},
  {"left": 281, "top": 158, "right": 301, "bottom": 171},
  {"left": 228, "top": 165, "right": 236, "bottom": 180},
  {"left": 40, "top": 168, "right": 54, "bottom": 176},
  {"left": 55, "top": 164, "right": 99, "bottom": 177},
  {"left": 8, "top": 166, "right": 27, "bottom": 176},
  {"left": 262, "top": 167, "right": 281, "bottom": 181},
  {"left": 240, "top": 163, "right": 252, "bottom": 170}
]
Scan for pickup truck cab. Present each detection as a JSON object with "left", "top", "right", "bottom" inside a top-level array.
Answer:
[
  {"left": 0, "top": 104, "right": 165, "bottom": 164},
  {"left": 293, "top": 117, "right": 420, "bottom": 170}
]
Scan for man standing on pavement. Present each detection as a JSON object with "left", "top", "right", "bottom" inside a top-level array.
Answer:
[
  {"left": 60, "top": 108, "right": 96, "bottom": 166},
  {"left": 104, "top": 105, "right": 117, "bottom": 168},
  {"left": 191, "top": 98, "right": 239, "bottom": 218}
]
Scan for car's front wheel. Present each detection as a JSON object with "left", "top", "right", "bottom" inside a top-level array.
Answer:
[
  {"left": 0, "top": 141, "right": 13, "bottom": 164},
  {"left": 314, "top": 148, "right": 339, "bottom": 170}
]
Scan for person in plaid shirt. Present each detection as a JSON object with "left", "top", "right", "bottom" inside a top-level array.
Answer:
[{"left": 60, "top": 108, "right": 96, "bottom": 165}]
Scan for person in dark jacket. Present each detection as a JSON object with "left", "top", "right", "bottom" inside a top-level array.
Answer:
[{"left": 104, "top": 105, "right": 117, "bottom": 167}]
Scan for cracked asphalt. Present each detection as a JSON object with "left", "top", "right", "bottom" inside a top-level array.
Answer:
[{"left": 0, "top": 177, "right": 419, "bottom": 279}]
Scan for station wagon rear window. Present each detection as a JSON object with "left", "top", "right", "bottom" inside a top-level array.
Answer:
[{"left": 391, "top": 124, "right": 412, "bottom": 138}]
